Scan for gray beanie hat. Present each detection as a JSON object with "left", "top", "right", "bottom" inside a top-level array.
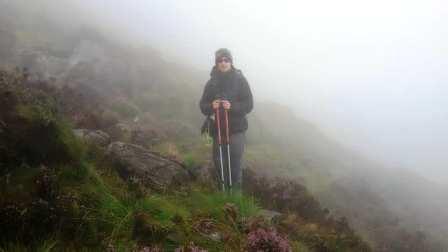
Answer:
[{"left": 215, "top": 48, "right": 233, "bottom": 64}]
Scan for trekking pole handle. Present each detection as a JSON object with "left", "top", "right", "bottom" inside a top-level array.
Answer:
[
  {"left": 224, "top": 109, "right": 230, "bottom": 144},
  {"left": 215, "top": 108, "right": 222, "bottom": 145}
]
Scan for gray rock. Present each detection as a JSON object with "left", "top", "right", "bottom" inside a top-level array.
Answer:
[
  {"left": 107, "top": 123, "right": 133, "bottom": 142},
  {"left": 73, "top": 129, "right": 110, "bottom": 147},
  {"left": 106, "top": 142, "right": 190, "bottom": 192},
  {"left": 258, "top": 209, "right": 282, "bottom": 223}
]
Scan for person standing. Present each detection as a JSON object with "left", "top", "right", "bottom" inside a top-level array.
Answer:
[{"left": 199, "top": 48, "right": 253, "bottom": 191}]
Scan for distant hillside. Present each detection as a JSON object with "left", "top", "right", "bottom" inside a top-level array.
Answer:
[{"left": 252, "top": 102, "right": 448, "bottom": 251}]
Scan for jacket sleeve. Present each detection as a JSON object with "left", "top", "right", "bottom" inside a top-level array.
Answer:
[
  {"left": 199, "top": 80, "right": 214, "bottom": 116},
  {"left": 230, "top": 75, "right": 253, "bottom": 116}
]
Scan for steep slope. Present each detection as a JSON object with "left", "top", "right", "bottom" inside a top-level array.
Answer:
[
  {"left": 0, "top": 64, "right": 370, "bottom": 251},
  {"left": 251, "top": 102, "right": 448, "bottom": 251},
  {"left": 0, "top": 2, "right": 446, "bottom": 251}
]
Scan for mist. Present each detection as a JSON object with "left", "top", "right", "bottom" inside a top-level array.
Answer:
[
  {"left": 2, "top": 0, "right": 448, "bottom": 249},
  {"left": 66, "top": 0, "right": 448, "bottom": 184},
  {"left": 4, "top": 0, "right": 447, "bottom": 183}
]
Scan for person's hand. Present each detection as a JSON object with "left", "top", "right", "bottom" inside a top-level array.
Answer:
[
  {"left": 222, "top": 100, "right": 231, "bottom": 110},
  {"left": 212, "top": 99, "right": 221, "bottom": 109}
]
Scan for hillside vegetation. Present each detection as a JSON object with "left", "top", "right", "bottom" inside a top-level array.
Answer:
[{"left": 0, "top": 67, "right": 371, "bottom": 251}]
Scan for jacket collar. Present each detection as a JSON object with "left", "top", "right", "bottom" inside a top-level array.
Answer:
[{"left": 210, "top": 65, "right": 238, "bottom": 78}]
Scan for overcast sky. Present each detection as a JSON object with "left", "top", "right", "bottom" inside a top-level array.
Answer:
[{"left": 70, "top": 1, "right": 448, "bottom": 183}]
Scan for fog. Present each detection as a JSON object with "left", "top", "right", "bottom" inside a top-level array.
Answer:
[
  {"left": 15, "top": 0, "right": 448, "bottom": 184},
  {"left": 72, "top": 0, "right": 447, "bottom": 184}
]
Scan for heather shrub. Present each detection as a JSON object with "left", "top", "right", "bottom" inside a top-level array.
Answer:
[{"left": 245, "top": 227, "right": 292, "bottom": 252}]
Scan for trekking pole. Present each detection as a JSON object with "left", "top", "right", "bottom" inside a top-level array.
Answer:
[
  {"left": 224, "top": 108, "right": 232, "bottom": 194},
  {"left": 215, "top": 107, "right": 226, "bottom": 192}
]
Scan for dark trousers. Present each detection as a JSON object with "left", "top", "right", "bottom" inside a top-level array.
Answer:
[{"left": 212, "top": 132, "right": 245, "bottom": 191}]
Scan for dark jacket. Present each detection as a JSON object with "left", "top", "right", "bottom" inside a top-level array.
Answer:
[{"left": 200, "top": 66, "right": 253, "bottom": 134}]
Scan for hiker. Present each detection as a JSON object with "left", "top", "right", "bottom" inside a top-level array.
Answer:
[{"left": 199, "top": 48, "right": 253, "bottom": 191}]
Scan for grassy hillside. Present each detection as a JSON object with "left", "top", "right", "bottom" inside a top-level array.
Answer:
[{"left": 0, "top": 67, "right": 371, "bottom": 251}]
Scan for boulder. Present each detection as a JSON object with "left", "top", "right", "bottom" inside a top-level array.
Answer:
[{"left": 106, "top": 142, "right": 191, "bottom": 192}]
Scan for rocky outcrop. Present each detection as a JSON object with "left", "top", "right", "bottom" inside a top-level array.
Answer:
[
  {"left": 73, "top": 129, "right": 110, "bottom": 147},
  {"left": 106, "top": 141, "right": 191, "bottom": 192}
]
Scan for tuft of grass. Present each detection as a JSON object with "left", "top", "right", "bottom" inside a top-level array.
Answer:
[
  {"left": 290, "top": 240, "right": 311, "bottom": 252},
  {"left": 0, "top": 239, "right": 57, "bottom": 252},
  {"left": 55, "top": 119, "right": 86, "bottom": 163},
  {"left": 183, "top": 153, "right": 197, "bottom": 170},
  {"left": 134, "top": 195, "right": 190, "bottom": 226},
  {"left": 57, "top": 160, "right": 90, "bottom": 183},
  {"left": 182, "top": 189, "right": 260, "bottom": 219},
  {"left": 0, "top": 162, "right": 41, "bottom": 202}
]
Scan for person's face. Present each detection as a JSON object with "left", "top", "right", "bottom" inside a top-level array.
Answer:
[{"left": 217, "top": 57, "right": 232, "bottom": 72}]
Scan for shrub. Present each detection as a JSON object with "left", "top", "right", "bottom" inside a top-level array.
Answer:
[{"left": 245, "top": 227, "right": 292, "bottom": 252}]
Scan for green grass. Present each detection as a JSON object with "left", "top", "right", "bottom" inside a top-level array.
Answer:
[
  {"left": 0, "top": 162, "right": 41, "bottom": 202},
  {"left": 51, "top": 154, "right": 261, "bottom": 250},
  {"left": 0, "top": 240, "right": 57, "bottom": 252},
  {"left": 0, "top": 98, "right": 319, "bottom": 251},
  {"left": 182, "top": 189, "right": 260, "bottom": 219},
  {"left": 134, "top": 195, "right": 190, "bottom": 225},
  {"left": 291, "top": 240, "right": 312, "bottom": 252},
  {"left": 0, "top": 60, "right": 369, "bottom": 251}
]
